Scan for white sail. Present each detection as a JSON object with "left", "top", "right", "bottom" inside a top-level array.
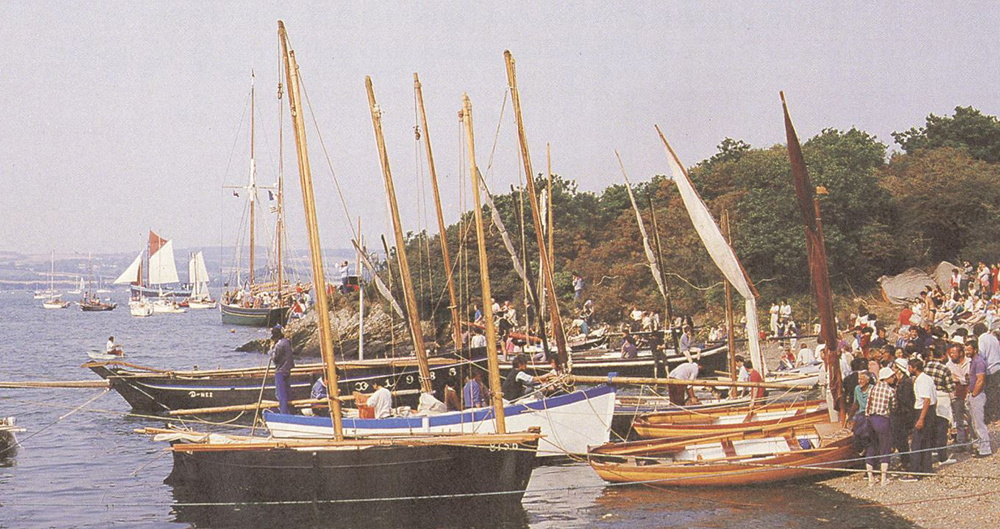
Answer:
[
  {"left": 148, "top": 240, "right": 180, "bottom": 285},
  {"left": 660, "top": 133, "right": 765, "bottom": 375},
  {"left": 114, "top": 252, "right": 144, "bottom": 285},
  {"left": 189, "top": 251, "right": 211, "bottom": 299}
]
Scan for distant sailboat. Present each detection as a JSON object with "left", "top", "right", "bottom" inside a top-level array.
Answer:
[
  {"left": 42, "top": 253, "right": 69, "bottom": 309},
  {"left": 115, "top": 250, "right": 153, "bottom": 317},
  {"left": 125, "top": 232, "right": 192, "bottom": 300},
  {"left": 68, "top": 277, "right": 84, "bottom": 295},
  {"left": 80, "top": 255, "right": 117, "bottom": 312},
  {"left": 34, "top": 252, "right": 60, "bottom": 300},
  {"left": 185, "top": 252, "right": 215, "bottom": 309}
]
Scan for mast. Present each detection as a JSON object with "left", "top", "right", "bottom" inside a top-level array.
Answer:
[
  {"left": 278, "top": 21, "right": 343, "bottom": 439},
  {"left": 365, "top": 76, "right": 433, "bottom": 395},
  {"left": 413, "top": 73, "right": 463, "bottom": 348},
  {"left": 546, "top": 143, "right": 554, "bottom": 265},
  {"left": 249, "top": 73, "right": 257, "bottom": 289},
  {"left": 646, "top": 194, "right": 680, "bottom": 365},
  {"left": 721, "top": 210, "right": 738, "bottom": 382},
  {"left": 276, "top": 73, "right": 284, "bottom": 305},
  {"left": 504, "top": 50, "right": 569, "bottom": 369},
  {"left": 461, "top": 94, "right": 506, "bottom": 432}
]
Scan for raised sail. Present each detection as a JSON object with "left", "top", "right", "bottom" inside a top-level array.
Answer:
[
  {"left": 114, "top": 252, "right": 143, "bottom": 285},
  {"left": 189, "top": 252, "right": 211, "bottom": 299},
  {"left": 657, "top": 127, "right": 765, "bottom": 375},
  {"left": 148, "top": 239, "right": 180, "bottom": 285}
]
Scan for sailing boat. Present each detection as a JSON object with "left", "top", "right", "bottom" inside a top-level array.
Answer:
[
  {"left": 185, "top": 252, "right": 215, "bottom": 309},
  {"left": 42, "top": 253, "right": 70, "bottom": 309},
  {"left": 219, "top": 73, "right": 289, "bottom": 327},
  {"left": 80, "top": 254, "right": 117, "bottom": 311},
  {"left": 68, "top": 276, "right": 84, "bottom": 295},
  {"left": 126, "top": 231, "right": 191, "bottom": 300},
  {"left": 115, "top": 249, "right": 153, "bottom": 317},
  {"left": 143, "top": 25, "right": 539, "bottom": 520}
]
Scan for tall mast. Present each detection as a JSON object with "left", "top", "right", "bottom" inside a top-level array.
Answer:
[
  {"left": 278, "top": 21, "right": 343, "bottom": 439},
  {"left": 721, "top": 210, "right": 738, "bottom": 382},
  {"left": 647, "top": 194, "right": 680, "bottom": 368},
  {"left": 461, "top": 94, "right": 506, "bottom": 432},
  {"left": 414, "top": 73, "right": 463, "bottom": 348},
  {"left": 276, "top": 73, "right": 284, "bottom": 304},
  {"left": 365, "top": 76, "right": 433, "bottom": 395},
  {"left": 504, "top": 50, "right": 569, "bottom": 369},
  {"left": 249, "top": 72, "right": 257, "bottom": 288},
  {"left": 546, "top": 143, "right": 554, "bottom": 265}
]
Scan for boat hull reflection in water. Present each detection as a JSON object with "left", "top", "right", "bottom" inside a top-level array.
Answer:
[{"left": 165, "top": 437, "right": 537, "bottom": 528}]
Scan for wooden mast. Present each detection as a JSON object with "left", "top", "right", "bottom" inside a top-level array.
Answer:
[
  {"left": 504, "top": 50, "right": 569, "bottom": 369},
  {"left": 413, "top": 73, "right": 463, "bottom": 348},
  {"left": 365, "top": 76, "right": 433, "bottom": 395},
  {"left": 278, "top": 21, "right": 343, "bottom": 439},
  {"left": 646, "top": 194, "right": 680, "bottom": 367},
  {"left": 721, "top": 210, "right": 738, "bottom": 381},
  {"left": 462, "top": 94, "right": 506, "bottom": 432},
  {"left": 249, "top": 72, "right": 257, "bottom": 289},
  {"left": 276, "top": 74, "right": 284, "bottom": 305}
]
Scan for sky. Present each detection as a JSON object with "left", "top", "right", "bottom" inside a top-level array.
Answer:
[{"left": 2, "top": 1, "right": 999, "bottom": 256}]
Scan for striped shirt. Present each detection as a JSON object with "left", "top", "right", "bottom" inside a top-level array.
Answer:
[
  {"left": 925, "top": 360, "right": 956, "bottom": 394},
  {"left": 865, "top": 381, "right": 896, "bottom": 417}
]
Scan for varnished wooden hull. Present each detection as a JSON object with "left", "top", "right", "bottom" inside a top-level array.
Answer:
[
  {"left": 633, "top": 400, "right": 827, "bottom": 440},
  {"left": 588, "top": 422, "right": 854, "bottom": 487}
]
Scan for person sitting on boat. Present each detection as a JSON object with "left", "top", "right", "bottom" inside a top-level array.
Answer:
[
  {"left": 668, "top": 360, "right": 700, "bottom": 406},
  {"left": 795, "top": 342, "right": 815, "bottom": 367},
  {"left": 778, "top": 347, "right": 796, "bottom": 371},
  {"left": 678, "top": 325, "right": 700, "bottom": 362},
  {"left": 462, "top": 370, "right": 486, "bottom": 409},
  {"left": 470, "top": 328, "right": 487, "bottom": 349},
  {"left": 502, "top": 354, "right": 553, "bottom": 402},
  {"left": 311, "top": 376, "right": 328, "bottom": 401},
  {"left": 106, "top": 336, "right": 123, "bottom": 355},
  {"left": 746, "top": 361, "right": 765, "bottom": 400},
  {"left": 620, "top": 330, "right": 638, "bottom": 359},
  {"left": 367, "top": 379, "right": 392, "bottom": 419},
  {"left": 268, "top": 325, "right": 295, "bottom": 415}
]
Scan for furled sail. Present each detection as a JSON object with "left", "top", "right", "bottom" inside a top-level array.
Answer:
[
  {"left": 478, "top": 169, "right": 527, "bottom": 284},
  {"left": 657, "top": 127, "right": 765, "bottom": 375},
  {"left": 616, "top": 151, "right": 668, "bottom": 303},
  {"left": 114, "top": 252, "right": 143, "bottom": 285},
  {"left": 148, "top": 239, "right": 180, "bottom": 285}
]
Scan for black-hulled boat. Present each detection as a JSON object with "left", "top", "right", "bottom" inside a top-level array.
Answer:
[
  {"left": 80, "top": 299, "right": 117, "bottom": 311},
  {"left": 0, "top": 417, "right": 24, "bottom": 459}
]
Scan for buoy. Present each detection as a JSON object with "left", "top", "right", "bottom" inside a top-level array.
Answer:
[{"left": 230, "top": 329, "right": 236, "bottom": 333}]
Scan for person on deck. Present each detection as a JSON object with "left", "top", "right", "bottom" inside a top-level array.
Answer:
[
  {"left": 620, "top": 330, "right": 638, "bottom": 359},
  {"left": 462, "top": 371, "right": 486, "bottom": 409},
  {"left": 678, "top": 325, "right": 699, "bottom": 361},
  {"left": 367, "top": 380, "right": 392, "bottom": 419},
  {"left": 106, "top": 336, "right": 123, "bottom": 355},
  {"left": 795, "top": 343, "right": 815, "bottom": 367},
  {"left": 502, "top": 354, "right": 553, "bottom": 402},
  {"left": 746, "top": 361, "right": 765, "bottom": 399},
  {"left": 778, "top": 347, "right": 796, "bottom": 371},
  {"left": 269, "top": 325, "right": 295, "bottom": 415},
  {"left": 668, "top": 360, "right": 700, "bottom": 405},
  {"left": 310, "top": 376, "right": 328, "bottom": 400},
  {"left": 470, "top": 329, "right": 487, "bottom": 349}
]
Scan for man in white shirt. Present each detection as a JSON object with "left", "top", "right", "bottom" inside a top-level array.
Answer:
[
  {"left": 367, "top": 380, "right": 392, "bottom": 419},
  {"left": 339, "top": 261, "right": 350, "bottom": 292},
  {"left": 973, "top": 323, "right": 1000, "bottom": 422},
  {"left": 470, "top": 330, "right": 487, "bottom": 349},
  {"left": 106, "top": 336, "right": 122, "bottom": 355},
  {"left": 779, "top": 301, "right": 792, "bottom": 323},
  {"left": 795, "top": 343, "right": 815, "bottom": 367},
  {"left": 906, "top": 358, "right": 938, "bottom": 478},
  {"left": 668, "top": 361, "right": 700, "bottom": 405}
]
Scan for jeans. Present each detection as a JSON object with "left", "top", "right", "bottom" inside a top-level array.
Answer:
[
  {"left": 932, "top": 412, "right": 950, "bottom": 462},
  {"left": 951, "top": 395, "right": 969, "bottom": 445},
  {"left": 865, "top": 415, "right": 893, "bottom": 466},
  {"left": 986, "top": 371, "right": 1000, "bottom": 423},
  {"left": 910, "top": 408, "right": 937, "bottom": 474},
  {"left": 891, "top": 414, "right": 912, "bottom": 468},
  {"left": 275, "top": 372, "right": 293, "bottom": 415},
  {"left": 968, "top": 392, "right": 993, "bottom": 455}
]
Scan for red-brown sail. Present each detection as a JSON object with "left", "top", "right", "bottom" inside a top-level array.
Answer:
[
  {"left": 780, "top": 92, "right": 842, "bottom": 405},
  {"left": 148, "top": 230, "right": 168, "bottom": 257}
]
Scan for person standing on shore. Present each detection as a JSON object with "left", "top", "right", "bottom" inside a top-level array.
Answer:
[
  {"left": 967, "top": 340, "right": 993, "bottom": 458},
  {"left": 865, "top": 367, "right": 897, "bottom": 487},
  {"left": 269, "top": 325, "right": 294, "bottom": 415},
  {"left": 890, "top": 357, "right": 916, "bottom": 471},
  {"left": 973, "top": 323, "right": 1000, "bottom": 422},
  {"left": 947, "top": 340, "right": 972, "bottom": 447},
  {"left": 901, "top": 358, "right": 938, "bottom": 481},
  {"left": 925, "top": 347, "right": 957, "bottom": 465}
]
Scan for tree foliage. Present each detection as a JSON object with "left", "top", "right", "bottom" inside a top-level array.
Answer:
[{"left": 893, "top": 106, "right": 1000, "bottom": 164}]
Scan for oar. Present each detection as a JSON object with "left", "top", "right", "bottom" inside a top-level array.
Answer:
[{"left": 249, "top": 356, "right": 272, "bottom": 435}]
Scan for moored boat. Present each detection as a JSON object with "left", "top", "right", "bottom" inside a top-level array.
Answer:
[
  {"left": 588, "top": 421, "right": 854, "bottom": 486},
  {"left": 129, "top": 298, "right": 154, "bottom": 317},
  {"left": 632, "top": 399, "right": 826, "bottom": 440},
  {"left": 219, "top": 303, "right": 287, "bottom": 327},
  {"left": 0, "top": 417, "right": 25, "bottom": 458},
  {"left": 42, "top": 298, "right": 70, "bottom": 309},
  {"left": 80, "top": 299, "right": 117, "bottom": 311}
]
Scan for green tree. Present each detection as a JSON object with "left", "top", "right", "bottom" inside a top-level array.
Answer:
[{"left": 893, "top": 106, "right": 1000, "bottom": 164}]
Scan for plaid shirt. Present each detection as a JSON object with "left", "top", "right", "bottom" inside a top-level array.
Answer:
[
  {"left": 925, "top": 360, "right": 956, "bottom": 394},
  {"left": 865, "top": 380, "right": 896, "bottom": 417}
]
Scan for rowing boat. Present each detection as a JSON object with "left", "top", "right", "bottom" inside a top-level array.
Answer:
[{"left": 632, "top": 399, "right": 826, "bottom": 440}]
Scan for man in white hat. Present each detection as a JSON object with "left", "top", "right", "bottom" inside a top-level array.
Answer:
[
  {"left": 864, "top": 366, "right": 897, "bottom": 486},
  {"left": 890, "top": 356, "right": 916, "bottom": 472}
]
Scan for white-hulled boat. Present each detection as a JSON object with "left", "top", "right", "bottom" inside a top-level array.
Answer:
[
  {"left": 185, "top": 252, "right": 216, "bottom": 309},
  {"left": 129, "top": 299, "right": 154, "bottom": 317},
  {"left": 153, "top": 299, "right": 186, "bottom": 314},
  {"left": 42, "top": 298, "right": 70, "bottom": 309},
  {"left": 265, "top": 384, "right": 616, "bottom": 459}
]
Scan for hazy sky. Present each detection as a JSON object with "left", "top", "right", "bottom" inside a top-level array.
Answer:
[{"left": 3, "top": 1, "right": 999, "bottom": 256}]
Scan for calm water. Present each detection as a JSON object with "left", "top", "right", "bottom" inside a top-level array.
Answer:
[{"left": 0, "top": 292, "right": 913, "bottom": 528}]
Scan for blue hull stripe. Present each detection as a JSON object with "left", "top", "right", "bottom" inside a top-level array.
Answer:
[{"left": 265, "top": 384, "right": 615, "bottom": 429}]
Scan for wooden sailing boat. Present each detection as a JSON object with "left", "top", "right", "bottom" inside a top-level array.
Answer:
[
  {"left": 144, "top": 24, "right": 539, "bottom": 519},
  {"left": 219, "top": 73, "right": 289, "bottom": 327},
  {"left": 185, "top": 252, "right": 215, "bottom": 309},
  {"left": 264, "top": 91, "right": 616, "bottom": 459},
  {"left": 80, "top": 254, "right": 117, "bottom": 311},
  {"left": 0, "top": 417, "right": 24, "bottom": 459},
  {"left": 41, "top": 253, "right": 70, "bottom": 309},
  {"left": 119, "top": 231, "right": 191, "bottom": 300},
  {"left": 631, "top": 399, "right": 827, "bottom": 440}
]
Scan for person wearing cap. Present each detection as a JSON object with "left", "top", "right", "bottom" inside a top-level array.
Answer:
[
  {"left": 890, "top": 356, "right": 916, "bottom": 470},
  {"left": 902, "top": 358, "right": 938, "bottom": 480},
  {"left": 865, "top": 366, "right": 897, "bottom": 487},
  {"left": 268, "top": 325, "right": 294, "bottom": 414},
  {"left": 967, "top": 337, "right": 993, "bottom": 458}
]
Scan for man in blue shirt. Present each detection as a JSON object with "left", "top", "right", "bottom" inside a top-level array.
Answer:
[
  {"left": 462, "top": 371, "right": 485, "bottom": 409},
  {"left": 973, "top": 323, "right": 1000, "bottom": 422},
  {"left": 269, "top": 325, "right": 295, "bottom": 414}
]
